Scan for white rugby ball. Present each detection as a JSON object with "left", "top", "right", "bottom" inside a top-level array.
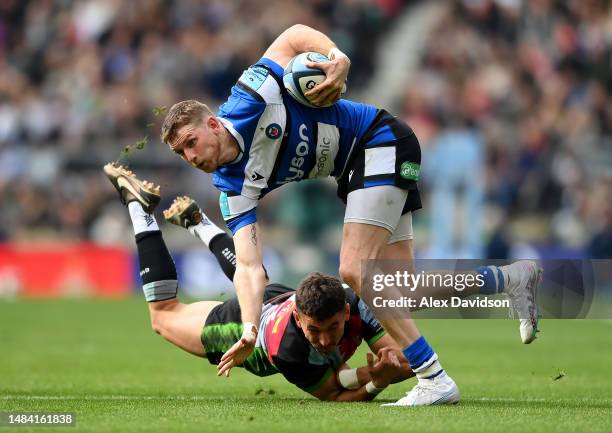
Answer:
[{"left": 282, "top": 52, "right": 347, "bottom": 108}]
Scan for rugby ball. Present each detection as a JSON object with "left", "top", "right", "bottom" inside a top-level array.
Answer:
[{"left": 282, "top": 52, "right": 347, "bottom": 108}]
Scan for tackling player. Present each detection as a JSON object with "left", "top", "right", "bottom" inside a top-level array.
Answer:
[
  {"left": 104, "top": 162, "right": 413, "bottom": 401},
  {"left": 160, "top": 24, "right": 540, "bottom": 406}
]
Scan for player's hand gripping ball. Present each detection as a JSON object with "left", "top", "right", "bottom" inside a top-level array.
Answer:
[{"left": 283, "top": 52, "right": 347, "bottom": 108}]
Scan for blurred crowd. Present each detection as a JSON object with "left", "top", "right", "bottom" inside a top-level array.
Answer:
[
  {"left": 0, "top": 0, "right": 610, "bottom": 270},
  {"left": 400, "top": 0, "right": 612, "bottom": 259}
]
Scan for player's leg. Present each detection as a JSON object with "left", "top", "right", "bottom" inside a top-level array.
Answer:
[
  {"left": 103, "top": 163, "right": 218, "bottom": 357},
  {"left": 163, "top": 195, "right": 272, "bottom": 287},
  {"left": 385, "top": 213, "right": 542, "bottom": 342},
  {"left": 340, "top": 220, "right": 420, "bottom": 344},
  {"left": 341, "top": 183, "right": 460, "bottom": 406},
  {"left": 164, "top": 196, "right": 236, "bottom": 282},
  {"left": 148, "top": 298, "right": 220, "bottom": 357},
  {"left": 382, "top": 234, "right": 483, "bottom": 304}
]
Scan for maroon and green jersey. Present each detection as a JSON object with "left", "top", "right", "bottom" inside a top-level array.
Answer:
[{"left": 202, "top": 284, "right": 385, "bottom": 393}]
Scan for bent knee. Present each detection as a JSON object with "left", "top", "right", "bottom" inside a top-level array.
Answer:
[
  {"left": 150, "top": 313, "right": 164, "bottom": 335},
  {"left": 339, "top": 262, "right": 361, "bottom": 294}
]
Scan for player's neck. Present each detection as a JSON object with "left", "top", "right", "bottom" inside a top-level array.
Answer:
[{"left": 219, "top": 130, "right": 240, "bottom": 165}]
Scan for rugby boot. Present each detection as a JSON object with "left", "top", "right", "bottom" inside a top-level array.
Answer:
[
  {"left": 103, "top": 162, "right": 160, "bottom": 213},
  {"left": 382, "top": 371, "right": 460, "bottom": 407},
  {"left": 163, "top": 196, "right": 203, "bottom": 229},
  {"left": 499, "top": 260, "right": 543, "bottom": 344}
]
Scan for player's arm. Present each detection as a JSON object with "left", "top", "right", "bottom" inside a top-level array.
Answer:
[
  {"left": 336, "top": 337, "right": 414, "bottom": 392},
  {"left": 310, "top": 351, "right": 400, "bottom": 402},
  {"left": 310, "top": 369, "right": 377, "bottom": 402},
  {"left": 217, "top": 221, "right": 267, "bottom": 377},
  {"left": 367, "top": 334, "right": 414, "bottom": 384},
  {"left": 263, "top": 24, "right": 349, "bottom": 107}
]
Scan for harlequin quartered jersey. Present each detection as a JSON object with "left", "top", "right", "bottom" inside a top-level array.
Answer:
[
  {"left": 251, "top": 284, "right": 385, "bottom": 392},
  {"left": 213, "top": 57, "right": 378, "bottom": 234}
]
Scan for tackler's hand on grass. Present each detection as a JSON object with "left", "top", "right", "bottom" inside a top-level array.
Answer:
[{"left": 304, "top": 48, "right": 350, "bottom": 107}]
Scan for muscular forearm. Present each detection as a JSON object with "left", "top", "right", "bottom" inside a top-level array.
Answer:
[
  {"left": 232, "top": 222, "right": 266, "bottom": 328},
  {"left": 234, "top": 263, "right": 266, "bottom": 328},
  {"left": 331, "top": 385, "right": 378, "bottom": 402},
  {"left": 355, "top": 363, "right": 414, "bottom": 385},
  {"left": 281, "top": 24, "right": 338, "bottom": 57}
]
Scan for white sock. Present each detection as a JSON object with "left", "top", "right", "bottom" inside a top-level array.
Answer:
[
  {"left": 416, "top": 360, "right": 443, "bottom": 380},
  {"left": 188, "top": 218, "right": 225, "bottom": 247},
  {"left": 128, "top": 201, "right": 159, "bottom": 235}
]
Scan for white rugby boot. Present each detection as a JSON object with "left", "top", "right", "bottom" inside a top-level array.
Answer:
[
  {"left": 382, "top": 371, "right": 460, "bottom": 407},
  {"left": 499, "top": 260, "right": 543, "bottom": 344}
]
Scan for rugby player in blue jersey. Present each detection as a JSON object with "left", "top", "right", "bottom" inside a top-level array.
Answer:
[{"left": 160, "top": 25, "right": 541, "bottom": 406}]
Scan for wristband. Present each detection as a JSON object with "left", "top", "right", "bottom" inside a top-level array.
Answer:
[
  {"left": 365, "top": 381, "right": 386, "bottom": 395},
  {"left": 242, "top": 322, "right": 258, "bottom": 340},
  {"left": 338, "top": 368, "right": 360, "bottom": 390}
]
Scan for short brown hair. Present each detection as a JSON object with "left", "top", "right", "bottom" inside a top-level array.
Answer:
[
  {"left": 160, "top": 100, "right": 213, "bottom": 147},
  {"left": 296, "top": 272, "right": 346, "bottom": 321}
]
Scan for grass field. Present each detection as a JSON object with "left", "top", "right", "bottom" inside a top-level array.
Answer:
[{"left": 1, "top": 299, "right": 611, "bottom": 433}]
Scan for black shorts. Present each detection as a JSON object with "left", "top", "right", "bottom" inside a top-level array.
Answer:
[
  {"left": 201, "top": 284, "right": 294, "bottom": 373},
  {"left": 337, "top": 110, "right": 422, "bottom": 214}
]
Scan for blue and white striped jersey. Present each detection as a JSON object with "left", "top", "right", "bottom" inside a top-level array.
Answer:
[{"left": 213, "top": 57, "right": 378, "bottom": 234}]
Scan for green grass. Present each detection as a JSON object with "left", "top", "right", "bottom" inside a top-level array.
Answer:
[{"left": 1, "top": 299, "right": 611, "bottom": 433}]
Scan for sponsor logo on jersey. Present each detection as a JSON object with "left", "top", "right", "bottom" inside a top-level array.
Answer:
[
  {"left": 310, "top": 137, "right": 331, "bottom": 177},
  {"left": 400, "top": 161, "right": 420, "bottom": 181},
  {"left": 265, "top": 123, "right": 282, "bottom": 139},
  {"left": 281, "top": 123, "right": 310, "bottom": 183},
  {"left": 308, "top": 123, "right": 339, "bottom": 179}
]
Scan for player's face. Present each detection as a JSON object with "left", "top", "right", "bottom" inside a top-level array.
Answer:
[
  {"left": 294, "top": 304, "right": 350, "bottom": 355},
  {"left": 171, "top": 117, "right": 223, "bottom": 173}
]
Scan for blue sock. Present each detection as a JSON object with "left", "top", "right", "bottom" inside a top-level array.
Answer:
[
  {"left": 477, "top": 266, "right": 504, "bottom": 294},
  {"left": 402, "top": 336, "right": 434, "bottom": 371}
]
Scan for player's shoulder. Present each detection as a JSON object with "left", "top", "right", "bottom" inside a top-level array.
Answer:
[
  {"left": 264, "top": 283, "right": 295, "bottom": 304},
  {"left": 343, "top": 284, "right": 361, "bottom": 312},
  {"left": 233, "top": 57, "right": 284, "bottom": 105}
]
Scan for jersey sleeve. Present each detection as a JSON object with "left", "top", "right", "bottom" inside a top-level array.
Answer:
[
  {"left": 345, "top": 286, "right": 385, "bottom": 345},
  {"left": 218, "top": 190, "right": 258, "bottom": 234},
  {"left": 234, "top": 59, "right": 284, "bottom": 105},
  {"left": 357, "top": 299, "right": 385, "bottom": 345},
  {"left": 213, "top": 59, "right": 288, "bottom": 235}
]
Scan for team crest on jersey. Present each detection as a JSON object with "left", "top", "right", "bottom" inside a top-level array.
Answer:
[{"left": 265, "top": 123, "right": 282, "bottom": 139}]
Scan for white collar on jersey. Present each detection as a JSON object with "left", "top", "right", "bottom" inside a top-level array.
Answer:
[{"left": 218, "top": 117, "right": 245, "bottom": 165}]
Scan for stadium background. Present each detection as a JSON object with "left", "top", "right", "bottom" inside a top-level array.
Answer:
[
  {"left": 1, "top": 2, "right": 612, "bottom": 432},
  {"left": 0, "top": 0, "right": 610, "bottom": 296}
]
